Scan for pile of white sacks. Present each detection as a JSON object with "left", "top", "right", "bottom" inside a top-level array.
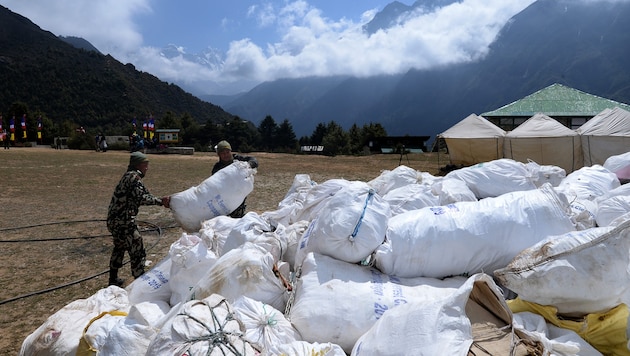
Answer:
[{"left": 20, "top": 153, "right": 630, "bottom": 355}]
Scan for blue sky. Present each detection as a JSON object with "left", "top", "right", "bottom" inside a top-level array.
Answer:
[{"left": 0, "top": 0, "right": 541, "bottom": 94}]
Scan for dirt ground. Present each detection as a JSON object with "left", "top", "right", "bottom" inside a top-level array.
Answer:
[{"left": 0, "top": 146, "right": 445, "bottom": 354}]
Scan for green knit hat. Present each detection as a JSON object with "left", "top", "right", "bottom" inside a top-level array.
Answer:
[
  {"left": 129, "top": 151, "right": 149, "bottom": 166},
  {"left": 216, "top": 140, "right": 232, "bottom": 152}
]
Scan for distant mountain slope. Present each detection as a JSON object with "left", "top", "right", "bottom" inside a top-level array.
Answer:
[
  {"left": 0, "top": 5, "right": 234, "bottom": 133},
  {"left": 224, "top": 0, "right": 630, "bottom": 138}
]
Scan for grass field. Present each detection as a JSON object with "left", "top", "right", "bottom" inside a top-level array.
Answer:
[{"left": 0, "top": 147, "right": 446, "bottom": 354}]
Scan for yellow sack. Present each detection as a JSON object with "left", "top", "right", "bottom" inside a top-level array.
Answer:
[
  {"left": 76, "top": 310, "right": 128, "bottom": 356},
  {"left": 508, "top": 298, "right": 629, "bottom": 356}
]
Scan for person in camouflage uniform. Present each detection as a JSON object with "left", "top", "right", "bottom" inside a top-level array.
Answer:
[
  {"left": 106, "top": 151, "right": 170, "bottom": 287},
  {"left": 212, "top": 140, "right": 258, "bottom": 218}
]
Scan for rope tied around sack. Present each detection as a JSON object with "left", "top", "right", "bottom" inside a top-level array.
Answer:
[
  {"left": 349, "top": 188, "right": 376, "bottom": 243},
  {"left": 177, "top": 298, "right": 249, "bottom": 356},
  {"left": 262, "top": 304, "right": 278, "bottom": 326}
]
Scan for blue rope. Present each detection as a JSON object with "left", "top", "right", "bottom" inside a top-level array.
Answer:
[{"left": 350, "top": 188, "right": 375, "bottom": 241}]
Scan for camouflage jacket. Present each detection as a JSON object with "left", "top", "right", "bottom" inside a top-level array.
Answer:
[{"left": 107, "top": 166, "right": 162, "bottom": 227}]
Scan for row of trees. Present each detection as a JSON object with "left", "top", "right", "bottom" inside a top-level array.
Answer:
[{"left": 1, "top": 103, "right": 388, "bottom": 155}]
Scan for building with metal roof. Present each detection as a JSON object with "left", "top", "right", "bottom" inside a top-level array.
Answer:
[{"left": 482, "top": 83, "right": 630, "bottom": 131}]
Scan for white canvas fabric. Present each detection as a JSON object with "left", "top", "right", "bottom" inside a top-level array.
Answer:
[
  {"left": 170, "top": 161, "right": 255, "bottom": 232},
  {"left": 504, "top": 113, "right": 583, "bottom": 173},
  {"left": 375, "top": 184, "right": 575, "bottom": 278},
  {"left": 430, "top": 177, "right": 477, "bottom": 205},
  {"left": 440, "top": 113, "right": 506, "bottom": 166},
  {"left": 125, "top": 256, "right": 172, "bottom": 305},
  {"left": 367, "top": 165, "right": 421, "bottom": 196},
  {"left": 578, "top": 107, "right": 630, "bottom": 166},
  {"left": 351, "top": 274, "right": 546, "bottom": 356},
  {"left": 494, "top": 219, "right": 630, "bottom": 315},
  {"left": 263, "top": 341, "right": 346, "bottom": 356},
  {"left": 445, "top": 158, "right": 539, "bottom": 199},
  {"left": 190, "top": 243, "right": 290, "bottom": 312},
  {"left": 555, "top": 165, "right": 620, "bottom": 201},
  {"left": 261, "top": 174, "right": 316, "bottom": 226},
  {"left": 221, "top": 212, "right": 288, "bottom": 261},
  {"left": 168, "top": 232, "right": 218, "bottom": 306},
  {"left": 232, "top": 296, "right": 302, "bottom": 352},
  {"left": 288, "top": 252, "right": 466, "bottom": 354},
  {"left": 19, "top": 286, "right": 130, "bottom": 356},
  {"left": 382, "top": 183, "right": 440, "bottom": 215},
  {"left": 198, "top": 215, "right": 239, "bottom": 255}
]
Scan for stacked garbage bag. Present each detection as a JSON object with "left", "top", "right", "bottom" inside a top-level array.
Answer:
[{"left": 20, "top": 153, "right": 630, "bottom": 355}]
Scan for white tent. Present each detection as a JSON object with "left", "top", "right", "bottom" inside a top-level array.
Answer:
[
  {"left": 439, "top": 114, "right": 506, "bottom": 166},
  {"left": 504, "top": 113, "right": 583, "bottom": 172},
  {"left": 577, "top": 107, "right": 630, "bottom": 166}
]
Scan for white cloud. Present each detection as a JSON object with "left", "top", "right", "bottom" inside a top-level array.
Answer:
[
  {"left": 217, "top": 0, "right": 537, "bottom": 83},
  {"left": 0, "top": 0, "right": 543, "bottom": 93}
]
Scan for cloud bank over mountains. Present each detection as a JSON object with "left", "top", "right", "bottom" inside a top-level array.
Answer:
[{"left": 0, "top": 0, "right": 541, "bottom": 94}]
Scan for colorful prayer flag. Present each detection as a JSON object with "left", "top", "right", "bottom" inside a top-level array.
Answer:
[
  {"left": 37, "top": 117, "right": 42, "bottom": 140},
  {"left": 21, "top": 114, "right": 27, "bottom": 139}
]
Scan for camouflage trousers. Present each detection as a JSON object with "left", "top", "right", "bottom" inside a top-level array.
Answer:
[
  {"left": 108, "top": 223, "right": 146, "bottom": 278},
  {"left": 229, "top": 199, "right": 247, "bottom": 218}
]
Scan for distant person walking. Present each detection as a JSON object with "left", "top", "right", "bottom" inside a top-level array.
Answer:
[
  {"left": 106, "top": 152, "right": 171, "bottom": 287},
  {"left": 212, "top": 140, "right": 258, "bottom": 218},
  {"left": 3, "top": 130, "right": 9, "bottom": 149},
  {"left": 55, "top": 136, "right": 61, "bottom": 149}
]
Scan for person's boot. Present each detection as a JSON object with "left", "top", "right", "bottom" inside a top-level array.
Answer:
[{"left": 108, "top": 268, "right": 125, "bottom": 287}]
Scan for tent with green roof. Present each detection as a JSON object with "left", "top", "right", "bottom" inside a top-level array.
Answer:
[
  {"left": 577, "top": 107, "right": 630, "bottom": 166},
  {"left": 504, "top": 113, "right": 583, "bottom": 173}
]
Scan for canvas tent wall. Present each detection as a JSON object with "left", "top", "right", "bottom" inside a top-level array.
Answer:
[
  {"left": 577, "top": 107, "right": 630, "bottom": 166},
  {"left": 439, "top": 114, "right": 506, "bottom": 166},
  {"left": 504, "top": 113, "right": 583, "bottom": 172}
]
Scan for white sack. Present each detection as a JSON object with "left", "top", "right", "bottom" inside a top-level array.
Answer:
[
  {"left": 525, "top": 160, "right": 567, "bottom": 187},
  {"left": 513, "top": 312, "right": 603, "bottom": 356},
  {"left": 382, "top": 183, "right": 439, "bottom": 215},
  {"left": 375, "top": 183, "right": 576, "bottom": 278},
  {"left": 430, "top": 176, "right": 477, "bottom": 205},
  {"left": 261, "top": 174, "right": 316, "bottom": 226},
  {"left": 295, "top": 183, "right": 391, "bottom": 265},
  {"left": 290, "top": 179, "right": 362, "bottom": 223},
  {"left": 100, "top": 300, "right": 171, "bottom": 356},
  {"left": 351, "top": 274, "right": 545, "bottom": 356},
  {"left": 556, "top": 165, "right": 620, "bottom": 201},
  {"left": 494, "top": 219, "right": 630, "bottom": 315},
  {"left": 199, "top": 215, "right": 239, "bottom": 254},
  {"left": 603, "top": 151, "right": 630, "bottom": 173},
  {"left": 190, "top": 243, "right": 290, "bottom": 312},
  {"left": 221, "top": 212, "right": 288, "bottom": 261},
  {"left": 367, "top": 165, "right": 421, "bottom": 196},
  {"left": 288, "top": 252, "right": 466, "bottom": 354},
  {"left": 232, "top": 296, "right": 301, "bottom": 352},
  {"left": 125, "top": 256, "right": 172, "bottom": 305},
  {"left": 170, "top": 161, "right": 255, "bottom": 232},
  {"left": 19, "top": 286, "right": 129, "bottom": 356},
  {"left": 282, "top": 220, "right": 310, "bottom": 272},
  {"left": 146, "top": 294, "right": 257, "bottom": 355},
  {"left": 168, "top": 232, "right": 218, "bottom": 306},
  {"left": 264, "top": 341, "right": 346, "bottom": 356},
  {"left": 597, "top": 195, "right": 630, "bottom": 227},
  {"left": 445, "top": 158, "right": 539, "bottom": 198},
  {"left": 567, "top": 197, "right": 598, "bottom": 230}
]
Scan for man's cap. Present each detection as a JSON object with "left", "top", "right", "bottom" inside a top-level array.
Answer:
[
  {"left": 130, "top": 151, "right": 149, "bottom": 166},
  {"left": 215, "top": 140, "right": 232, "bottom": 152}
]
